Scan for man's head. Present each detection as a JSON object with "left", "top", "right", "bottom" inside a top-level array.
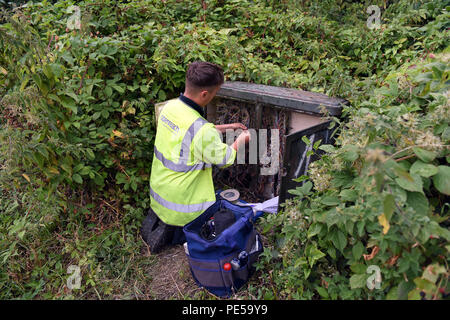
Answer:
[{"left": 184, "top": 61, "right": 224, "bottom": 107}]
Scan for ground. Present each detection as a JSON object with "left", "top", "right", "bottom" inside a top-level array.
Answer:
[
  {"left": 144, "top": 240, "right": 264, "bottom": 300},
  {"left": 146, "top": 245, "right": 202, "bottom": 299}
]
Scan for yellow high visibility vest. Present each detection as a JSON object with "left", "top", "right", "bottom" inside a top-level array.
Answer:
[{"left": 150, "top": 98, "right": 236, "bottom": 226}]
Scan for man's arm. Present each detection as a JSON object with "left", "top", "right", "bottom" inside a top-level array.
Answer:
[{"left": 193, "top": 124, "right": 250, "bottom": 169}]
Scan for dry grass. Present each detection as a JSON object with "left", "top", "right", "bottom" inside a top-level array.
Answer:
[{"left": 146, "top": 245, "right": 202, "bottom": 299}]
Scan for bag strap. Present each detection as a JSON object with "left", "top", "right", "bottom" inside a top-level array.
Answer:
[
  {"left": 243, "top": 208, "right": 256, "bottom": 224},
  {"left": 239, "top": 210, "right": 256, "bottom": 229},
  {"left": 247, "top": 233, "right": 263, "bottom": 266}
]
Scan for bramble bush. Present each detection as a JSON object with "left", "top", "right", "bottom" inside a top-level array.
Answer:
[
  {"left": 257, "top": 53, "right": 449, "bottom": 300},
  {"left": 0, "top": 0, "right": 449, "bottom": 299}
]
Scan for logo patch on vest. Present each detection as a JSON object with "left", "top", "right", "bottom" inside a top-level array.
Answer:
[{"left": 160, "top": 114, "right": 179, "bottom": 134}]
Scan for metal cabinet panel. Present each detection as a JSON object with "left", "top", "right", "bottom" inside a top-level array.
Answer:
[{"left": 278, "top": 121, "right": 335, "bottom": 206}]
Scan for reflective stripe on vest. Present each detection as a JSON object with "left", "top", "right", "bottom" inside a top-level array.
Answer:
[
  {"left": 155, "top": 117, "right": 211, "bottom": 172},
  {"left": 216, "top": 145, "right": 234, "bottom": 168},
  {"left": 154, "top": 146, "right": 213, "bottom": 172},
  {"left": 179, "top": 117, "right": 208, "bottom": 163},
  {"left": 150, "top": 187, "right": 215, "bottom": 213}
]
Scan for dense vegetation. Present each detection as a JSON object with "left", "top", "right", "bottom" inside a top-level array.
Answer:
[{"left": 0, "top": 0, "right": 448, "bottom": 299}]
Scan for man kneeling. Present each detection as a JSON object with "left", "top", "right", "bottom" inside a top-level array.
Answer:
[{"left": 141, "top": 61, "right": 250, "bottom": 253}]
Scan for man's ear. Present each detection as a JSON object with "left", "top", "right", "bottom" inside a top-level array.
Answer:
[{"left": 200, "top": 90, "right": 209, "bottom": 99}]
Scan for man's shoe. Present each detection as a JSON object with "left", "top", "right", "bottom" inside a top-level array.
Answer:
[{"left": 141, "top": 209, "right": 174, "bottom": 254}]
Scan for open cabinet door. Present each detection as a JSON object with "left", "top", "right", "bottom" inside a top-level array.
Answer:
[{"left": 278, "top": 120, "right": 334, "bottom": 206}]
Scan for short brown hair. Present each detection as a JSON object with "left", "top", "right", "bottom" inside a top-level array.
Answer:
[{"left": 185, "top": 61, "right": 224, "bottom": 91}]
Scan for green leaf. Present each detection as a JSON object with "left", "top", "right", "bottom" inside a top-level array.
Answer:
[
  {"left": 383, "top": 194, "right": 395, "bottom": 221},
  {"left": 395, "top": 173, "right": 423, "bottom": 193},
  {"left": 72, "top": 174, "right": 83, "bottom": 184},
  {"left": 415, "top": 72, "right": 433, "bottom": 83},
  {"left": 50, "top": 63, "right": 64, "bottom": 78},
  {"left": 429, "top": 221, "right": 450, "bottom": 241},
  {"left": 292, "top": 175, "right": 309, "bottom": 183},
  {"left": 413, "top": 278, "right": 435, "bottom": 293},
  {"left": 316, "top": 286, "right": 329, "bottom": 299},
  {"left": 442, "top": 126, "right": 450, "bottom": 142},
  {"left": 303, "top": 268, "right": 311, "bottom": 280},
  {"left": 111, "top": 84, "right": 124, "bottom": 93},
  {"left": 101, "top": 110, "right": 109, "bottom": 118},
  {"left": 92, "top": 111, "right": 101, "bottom": 120},
  {"left": 288, "top": 188, "right": 302, "bottom": 196},
  {"left": 302, "top": 135, "right": 311, "bottom": 145},
  {"left": 18, "top": 230, "right": 26, "bottom": 240},
  {"left": 318, "top": 144, "right": 336, "bottom": 153},
  {"left": 325, "top": 208, "right": 340, "bottom": 228},
  {"left": 294, "top": 257, "right": 308, "bottom": 268},
  {"left": 349, "top": 274, "right": 366, "bottom": 289},
  {"left": 299, "top": 181, "right": 313, "bottom": 194},
  {"left": 331, "top": 171, "right": 354, "bottom": 188},
  {"left": 94, "top": 175, "right": 104, "bottom": 186},
  {"left": 406, "top": 192, "right": 429, "bottom": 215},
  {"left": 321, "top": 196, "right": 340, "bottom": 206},
  {"left": 60, "top": 163, "right": 72, "bottom": 175},
  {"left": 397, "top": 281, "right": 416, "bottom": 300},
  {"left": 36, "top": 145, "right": 49, "bottom": 160},
  {"left": 327, "top": 247, "right": 336, "bottom": 260},
  {"left": 43, "top": 64, "right": 54, "bottom": 80},
  {"left": 410, "top": 160, "right": 438, "bottom": 177},
  {"left": 432, "top": 166, "right": 450, "bottom": 195},
  {"left": 288, "top": 181, "right": 312, "bottom": 197},
  {"left": 330, "top": 229, "right": 347, "bottom": 252},
  {"left": 408, "top": 289, "right": 421, "bottom": 300},
  {"left": 73, "top": 163, "right": 84, "bottom": 172},
  {"left": 308, "top": 246, "right": 326, "bottom": 267},
  {"left": 356, "top": 221, "right": 365, "bottom": 237},
  {"left": 307, "top": 223, "right": 322, "bottom": 239},
  {"left": 422, "top": 264, "right": 444, "bottom": 283},
  {"left": 375, "top": 172, "right": 384, "bottom": 192},
  {"left": 386, "top": 286, "right": 399, "bottom": 300},
  {"left": 341, "top": 145, "right": 358, "bottom": 162},
  {"left": 72, "top": 122, "right": 81, "bottom": 129},
  {"left": 33, "top": 152, "right": 44, "bottom": 168},
  {"left": 140, "top": 85, "right": 149, "bottom": 93},
  {"left": 350, "top": 263, "right": 366, "bottom": 274},
  {"left": 79, "top": 166, "right": 91, "bottom": 175},
  {"left": 86, "top": 149, "right": 95, "bottom": 160},
  {"left": 339, "top": 189, "right": 357, "bottom": 202},
  {"left": 313, "top": 139, "right": 322, "bottom": 150},
  {"left": 60, "top": 96, "right": 77, "bottom": 114},
  {"left": 352, "top": 241, "right": 364, "bottom": 260},
  {"left": 412, "top": 147, "right": 436, "bottom": 163},
  {"left": 105, "top": 86, "right": 113, "bottom": 97},
  {"left": 158, "top": 90, "right": 166, "bottom": 101}
]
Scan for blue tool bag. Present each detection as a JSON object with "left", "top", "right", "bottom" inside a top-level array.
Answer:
[{"left": 183, "top": 197, "right": 264, "bottom": 298}]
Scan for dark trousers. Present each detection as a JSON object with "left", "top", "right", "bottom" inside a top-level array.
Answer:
[{"left": 140, "top": 207, "right": 186, "bottom": 253}]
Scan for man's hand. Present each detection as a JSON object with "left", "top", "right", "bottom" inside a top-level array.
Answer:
[
  {"left": 232, "top": 130, "right": 251, "bottom": 151},
  {"left": 228, "top": 123, "right": 248, "bottom": 130},
  {"left": 215, "top": 123, "right": 247, "bottom": 133}
]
